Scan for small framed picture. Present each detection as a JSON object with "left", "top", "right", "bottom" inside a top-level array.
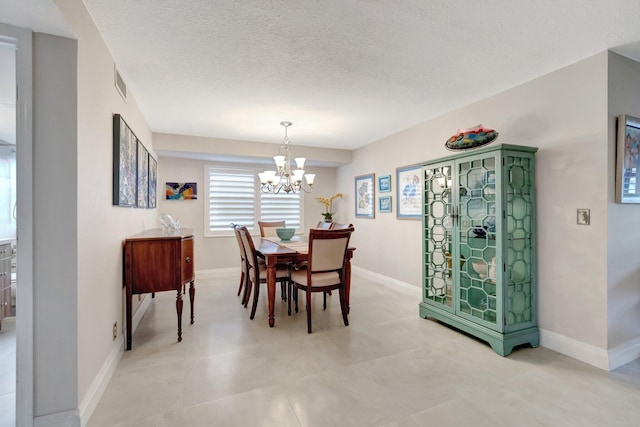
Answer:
[
  {"left": 166, "top": 182, "right": 198, "bottom": 200},
  {"left": 355, "top": 173, "right": 375, "bottom": 218},
  {"left": 378, "top": 175, "right": 391, "bottom": 193},
  {"left": 396, "top": 163, "right": 422, "bottom": 219},
  {"left": 379, "top": 196, "right": 392, "bottom": 213},
  {"left": 616, "top": 114, "right": 640, "bottom": 203}
]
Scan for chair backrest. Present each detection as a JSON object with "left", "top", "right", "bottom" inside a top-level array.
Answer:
[
  {"left": 315, "top": 221, "right": 332, "bottom": 229},
  {"left": 232, "top": 224, "right": 247, "bottom": 263},
  {"left": 308, "top": 228, "right": 353, "bottom": 273},
  {"left": 237, "top": 226, "right": 259, "bottom": 271},
  {"left": 258, "top": 220, "right": 286, "bottom": 237},
  {"left": 330, "top": 223, "right": 354, "bottom": 230}
]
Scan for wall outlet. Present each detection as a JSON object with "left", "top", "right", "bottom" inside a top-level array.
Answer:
[{"left": 112, "top": 322, "right": 117, "bottom": 341}]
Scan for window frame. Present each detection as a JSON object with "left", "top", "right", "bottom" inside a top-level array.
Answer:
[{"left": 203, "top": 164, "right": 305, "bottom": 237}]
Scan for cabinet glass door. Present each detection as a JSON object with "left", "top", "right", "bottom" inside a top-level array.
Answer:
[
  {"left": 423, "top": 162, "right": 454, "bottom": 308},
  {"left": 504, "top": 154, "right": 536, "bottom": 330},
  {"left": 456, "top": 155, "right": 499, "bottom": 328}
]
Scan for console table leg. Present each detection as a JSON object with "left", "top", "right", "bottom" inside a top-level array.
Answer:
[
  {"left": 189, "top": 280, "right": 195, "bottom": 324},
  {"left": 176, "top": 289, "right": 183, "bottom": 342},
  {"left": 125, "top": 289, "right": 132, "bottom": 350}
]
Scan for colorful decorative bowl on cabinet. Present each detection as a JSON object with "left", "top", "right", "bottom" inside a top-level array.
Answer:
[{"left": 445, "top": 124, "right": 498, "bottom": 150}]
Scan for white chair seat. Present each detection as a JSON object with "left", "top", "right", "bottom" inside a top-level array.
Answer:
[
  {"left": 291, "top": 270, "right": 340, "bottom": 288},
  {"left": 257, "top": 263, "right": 290, "bottom": 280}
]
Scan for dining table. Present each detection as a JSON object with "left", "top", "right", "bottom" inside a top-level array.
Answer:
[{"left": 253, "top": 235, "right": 356, "bottom": 327}]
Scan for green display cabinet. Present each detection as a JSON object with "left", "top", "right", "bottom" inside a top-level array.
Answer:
[{"left": 418, "top": 144, "right": 539, "bottom": 356}]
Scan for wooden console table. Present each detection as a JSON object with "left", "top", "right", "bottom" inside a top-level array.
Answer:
[{"left": 124, "top": 228, "right": 195, "bottom": 350}]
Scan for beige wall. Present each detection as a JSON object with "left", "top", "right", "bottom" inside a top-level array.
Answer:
[
  {"left": 32, "top": 31, "right": 78, "bottom": 420},
  {"left": 53, "top": 0, "right": 156, "bottom": 420},
  {"left": 607, "top": 52, "right": 640, "bottom": 353},
  {"left": 157, "top": 155, "right": 339, "bottom": 271},
  {"left": 337, "top": 52, "right": 613, "bottom": 363}
]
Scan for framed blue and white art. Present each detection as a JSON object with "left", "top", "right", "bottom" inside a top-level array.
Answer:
[
  {"left": 396, "top": 163, "right": 422, "bottom": 219},
  {"left": 379, "top": 196, "right": 392, "bottom": 213},
  {"left": 355, "top": 173, "right": 375, "bottom": 218},
  {"left": 378, "top": 174, "right": 391, "bottom": 193}
]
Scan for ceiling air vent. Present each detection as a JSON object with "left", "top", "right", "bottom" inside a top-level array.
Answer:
[{"left": 114, "top": 65, "right": 127, "bottom": 102}]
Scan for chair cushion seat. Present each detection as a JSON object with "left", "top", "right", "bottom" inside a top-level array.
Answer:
[
  {"left": 291, "top": 270, "right": 340, "bottom": 288},
  {"left": 257, "top": 263, "right": 289, "bottom": 281}
]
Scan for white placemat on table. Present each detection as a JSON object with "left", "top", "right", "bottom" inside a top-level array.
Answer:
[
  {"left": 263, "top": 237, "right": 308, "bottom": 253},
  {"left": 280, "top": 241, "right": 308, "bottom": 254}
]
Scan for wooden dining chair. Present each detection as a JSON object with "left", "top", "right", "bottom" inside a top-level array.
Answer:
[
  {"left": 315, "top": 221, "right": 332, "bottom": 229},
  {"left": 231, "top": 224, "right": 250, "bottom": 305},
  {"left": 330, "top": 222, "right": 353, "bottom": 230},
  {"left": 238, "top": 226, "right": 291, "bottom": 319},
  {"left": 288, "top": 227, "right": 354, "bottom": 333},
  {"left": 258, "top": 220, "right": 286, "bottom": 237}
]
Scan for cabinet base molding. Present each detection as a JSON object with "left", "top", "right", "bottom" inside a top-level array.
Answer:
[{"left": 419, "top": 302, "right": 539, "bottom": 356}]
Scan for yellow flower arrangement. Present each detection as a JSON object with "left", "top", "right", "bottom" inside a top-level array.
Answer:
[{"left": 315, "top": 193, "right": 343, "bottom": 221}]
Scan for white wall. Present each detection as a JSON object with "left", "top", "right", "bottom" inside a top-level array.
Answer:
[
  {"left": 32, "top": 31, "right": 78, "bottom": 420},
  {"left": 157, "top": 156, "right": 339, "bottom": 271},
  {"left": 52, "top": 0, "right": 156, "bottom": 422},
  {"left": 337, "top": 52, "right": 612, "bottom": 359},
  {"left": 607, "top": 52, "right": 640, "bottom": 353}
]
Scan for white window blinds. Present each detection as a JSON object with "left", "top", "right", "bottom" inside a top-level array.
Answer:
[
  {"left": 205, "top": 166, "right": 303, "bottom": 236},
  {"left": 207, "top": 168, "right": 255, "bottom": 233},
  {"left": 260, "top": 191, "right": 301, "bottom": 229}
]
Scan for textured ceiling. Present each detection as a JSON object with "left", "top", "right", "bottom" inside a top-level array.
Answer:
[{"left": 11, "top": 1, "right": 640, "bottom": 149}]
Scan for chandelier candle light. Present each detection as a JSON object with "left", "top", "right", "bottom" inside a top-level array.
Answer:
[
  {"left": 316, "top": 193, "right": 343, "bottom": 222},
  {"left": 259, "top": 121, "right": 315, "bottom": 194}
]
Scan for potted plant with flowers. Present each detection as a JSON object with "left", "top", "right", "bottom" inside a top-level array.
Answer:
[{"left": 315, "top": 193, "right": 343, "bottom": 223}]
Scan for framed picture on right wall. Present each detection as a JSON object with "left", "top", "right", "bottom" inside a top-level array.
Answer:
[
  {"left": 396, "top": 163, "right": 422, "bottom": 219},
  {"left": 616, "top": 114, "right": 640, "bottom": 203},
  {"left": 355, "top": 173, "right": 375, "bottom": 218}
]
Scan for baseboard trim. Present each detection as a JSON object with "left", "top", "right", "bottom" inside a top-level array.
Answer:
[
  {"left": 351, "top": 266, "right": 420, "bottom": 297},
  {"left": 78, "top": 295, "right": 151, "bottom": 425},
  {"left": 132, "top": 293, "right": 152, "bottom": 333},
  {"left": 196, "top": 268, "right": 237, "bottom": 280},
  {"left": 540, "top": 328, "right": 609, "bottom": 370},
  {"left": 78, "top": 335, "right": 124, "bottom": 426},
  {"left": 608, "top": 336, "right": 640, "bottom": 370},
  {"left": 539, "top": 329, "right": 640, "bottom": 371},
  {"left": 34, "top": 408, "right": 80, "bottom": 427}
]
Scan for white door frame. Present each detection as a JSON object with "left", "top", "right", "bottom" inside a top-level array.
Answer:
[{"left": 0, "top": 22, "right": 34, "bottom": 427}]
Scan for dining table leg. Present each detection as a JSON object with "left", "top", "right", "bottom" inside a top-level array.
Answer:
[{"left": 267, "top": 259, "right": 276, "bottom": 327}]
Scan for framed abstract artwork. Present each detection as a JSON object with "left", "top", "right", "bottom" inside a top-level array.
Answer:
[
  {"left": 112, "top": 114, "right": 138, "bottom": 207},
  {"left": 355, "top": 173, "right": 375, "bottom": 218},
  {"left": 148, "top": 155, "right": 157, "bottom": 208},
  {"left": 616, "top": 114, "right": 640, "bottom": 203},
  {"left": 396, "top": 163, "right": 422, "bottom": 219},
  {"left": 137, "top": 140, "right": 149, "bottom": 208},
  {"left": 166, "top": 182, "right": 198, "bottom": 200}
]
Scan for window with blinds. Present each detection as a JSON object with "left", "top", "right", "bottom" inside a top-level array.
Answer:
[{"left": 205, "top": 166, "right": 303, "bottom": 236}]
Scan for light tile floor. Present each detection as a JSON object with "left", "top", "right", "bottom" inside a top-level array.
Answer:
[{"left": 88, "top": 273, "right": 640, "bottom": 426}]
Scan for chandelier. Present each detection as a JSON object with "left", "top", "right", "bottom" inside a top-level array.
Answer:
[{"left": 258, "top": 121, "right": 315, "bottom": 194}]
